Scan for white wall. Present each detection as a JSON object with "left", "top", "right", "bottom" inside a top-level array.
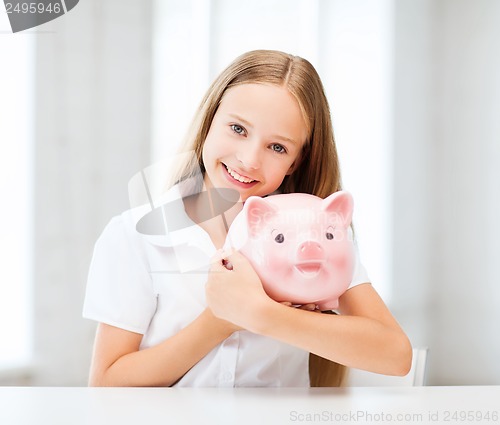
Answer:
[
  {"left": 392, "top": 0, "right": 500, "bottom": 385},
  {"left": 0, "top": 24, "right": 34, "bottom": 371},
  {"left": 430, "top": 0, "right": 500, "bottom": 385},
  {"left": 29, "top": 0, "right": 153, "bottom": 385},
  {"left": 390, "top": 0, "right": 436, "bottom": 369}
]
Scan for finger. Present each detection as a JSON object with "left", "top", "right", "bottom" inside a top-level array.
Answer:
[
  {"left": 222, "top": 258, "right": 234, "bottom": 271},
  {"left": 299, "top": 303, "right": 318, "bottom": 311},
  {"left": 220, "top": 248, "right": 239, "bottom": 262},
  {"left": 280, "top": 301, "right": 293, "bottom": 307},
  {"left": 221, "top": 250, "right": 251, "bottom": 270}
]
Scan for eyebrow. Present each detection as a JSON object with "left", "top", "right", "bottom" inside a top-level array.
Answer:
[{"left": 228, "top": 113, "right": 300, "bottom": 146}]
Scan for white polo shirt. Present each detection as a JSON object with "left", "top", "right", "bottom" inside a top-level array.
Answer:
[{"left": 82, "top": 186, "right": 370, "bottom": 387}]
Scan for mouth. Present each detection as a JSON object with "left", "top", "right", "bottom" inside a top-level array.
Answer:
[
  {"left": 222, "top": 163, "right": 258, "bottom": 186},
  {"left": 294, "top": 261, "right": 324, "bottom": 278}
]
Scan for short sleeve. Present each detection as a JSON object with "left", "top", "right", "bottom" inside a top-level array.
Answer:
[
  {"left": 82, "top": 215, "right": 157, "bottom": 334},
  {"left": 347, "top": 243, "right": 371, "bottom": 289}
]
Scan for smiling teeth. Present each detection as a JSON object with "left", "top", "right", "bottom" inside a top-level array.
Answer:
[{"left": 226, "top": 166, "right": 255, "bottom": 183}]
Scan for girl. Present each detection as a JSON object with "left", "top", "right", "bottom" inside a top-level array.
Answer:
[{"left": 83, "top": 50, "right": 412, "bottom": 387}]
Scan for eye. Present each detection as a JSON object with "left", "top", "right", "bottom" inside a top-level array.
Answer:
[
  {"left": 326, "top": 226, "right": 334, "bottom": 240},
  {"left": 274, "top": 233, "right": 285, "bottom": 243},
  {"left": 230, "top": 124, "right": 246, "bottom": 136},
  {"left": 270, "top": 143, "right": 286, "bottom": 154}
]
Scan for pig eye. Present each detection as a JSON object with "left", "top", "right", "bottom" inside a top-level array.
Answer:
[
  {"left": 271, "top": 229, "right": 285, "bottom": 243},
  {"left": 274, "top": 233, "right": 285, "bottom": 243},
  {"left": 326, "top": 227, "right": 334, "bottom": 240}
]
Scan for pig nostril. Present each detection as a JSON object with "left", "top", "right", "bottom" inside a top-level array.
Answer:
[{"left": 299, "top": 241, "right": 322, "bottom": 253}]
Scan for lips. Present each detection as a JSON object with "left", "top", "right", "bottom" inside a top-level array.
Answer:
[
  {"left": 294, "top": 261, "right": 323, "bottom": 278},
  {"left": 223, "top": 164, "right": 258, "bottom": 185}
]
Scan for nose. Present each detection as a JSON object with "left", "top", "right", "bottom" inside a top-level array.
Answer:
[
  {"left": 297, "top": 241, "right": 324, "bottom": 261},
  {"left": 236, "top": 143, "right": 261, "bottom": 170}
]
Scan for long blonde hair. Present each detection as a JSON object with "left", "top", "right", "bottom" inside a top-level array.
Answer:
[{"left": 173, "top": 50, "right": 346, "bottom": 386}]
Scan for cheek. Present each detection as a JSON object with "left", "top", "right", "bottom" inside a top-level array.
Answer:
[
  {"left": 201, "top": 143, "right": 209, "bottom": 165},
  {"left": 326, "top": 244, "right": 353, "bottom": 273},
  {"left": 265, "top": 160, "right": 295, "bottom": 184},
  {"left": 202, "top": 133, "right": 215, "bottom": 156},
  {"left": 284, "top": 145, "right": 304, "bottom": 170},
  {"left": 280, "top": 155, "right": 300, "bottom": 179},
  {"left": 332, "top": 252, "right": 348, "bottom": 270},
  {"left": 250, "top": 242, "right": 289, "bottom": 269},
  {"left": 202, "top": 135, "right": 223, "bottom": 167},
  {"left": 205, "top": 129, "right": 236, "bottom": 160}
]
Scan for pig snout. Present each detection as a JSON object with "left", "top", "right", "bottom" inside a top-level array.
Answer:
[
  {"left": 294, "top": 241, "right": 325, "bottom": 278},
  {"left": 297, "top": 241, "right": 324, "bottom": 261}
]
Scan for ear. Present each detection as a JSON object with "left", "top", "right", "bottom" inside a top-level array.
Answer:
[
  {"left": 244, "top": 196, "right": 278, "bottom": 238},
  {"left": 321, "top": 191, "right": 354, "bottom": 227}
]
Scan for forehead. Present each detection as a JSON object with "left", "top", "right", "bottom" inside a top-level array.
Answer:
[{"left": 220, "top": 83, "right": 299, "bottom": 114}]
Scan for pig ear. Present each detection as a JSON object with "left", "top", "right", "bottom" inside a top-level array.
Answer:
[
  {"left": 244, "top": 196, "right": 278, "bottom": 238},
  {"left": 321, "top": 191, "right": 354, "bottom": 227}
]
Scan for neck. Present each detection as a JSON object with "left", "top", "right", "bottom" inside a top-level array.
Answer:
[{"left": 183, "top": 179, "right": 244, "bottom": 249}]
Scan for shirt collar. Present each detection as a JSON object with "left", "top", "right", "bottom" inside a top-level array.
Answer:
[
  {"left": 130, "top": 182, "right": 222, "bottom": 273},
  {"left": 130, "top": 183, "right": 201, "bottom": 247}
]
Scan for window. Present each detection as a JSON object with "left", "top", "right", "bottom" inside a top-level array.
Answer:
[{"left": 0, "top": 23, "right": 34, "bottom": 368}]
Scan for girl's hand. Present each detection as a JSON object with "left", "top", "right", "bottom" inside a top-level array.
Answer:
[{"left": 206, "top": 249, "right": 274, "bottom": 331}]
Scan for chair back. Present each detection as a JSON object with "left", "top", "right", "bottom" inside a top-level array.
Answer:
[{"left": 345, "top": 348, "right": 429, "bottom": 387}]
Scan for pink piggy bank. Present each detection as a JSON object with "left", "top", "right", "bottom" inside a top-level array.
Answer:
[{"left": 224, "top": 191, "right": 355, "bottom": 310}]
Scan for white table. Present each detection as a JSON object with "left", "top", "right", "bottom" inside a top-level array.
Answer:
[{"left": 0, "top": 386, "right": 499, "bottom": 425}]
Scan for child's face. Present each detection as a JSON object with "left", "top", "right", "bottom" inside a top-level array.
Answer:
[{"left": 202, "top": 83, "right": 308, "bottom": 201}]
